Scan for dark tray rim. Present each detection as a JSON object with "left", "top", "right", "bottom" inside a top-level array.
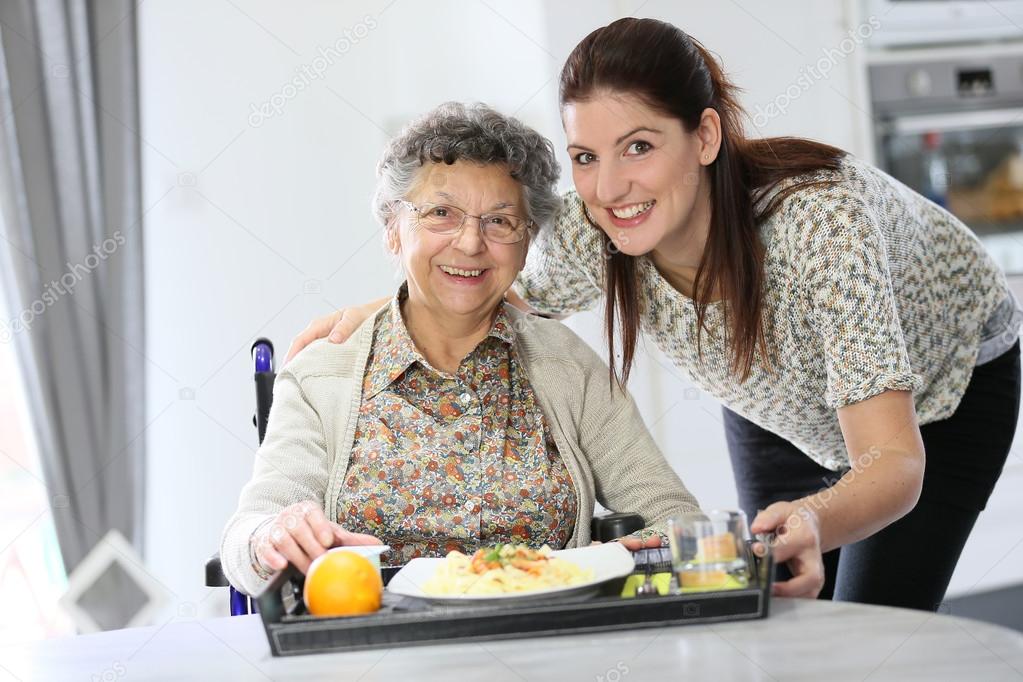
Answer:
[{"left": 256, "top": 542, "right": 774, "bottom": 656}]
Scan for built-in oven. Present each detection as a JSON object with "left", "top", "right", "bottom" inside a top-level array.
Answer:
[
  {"left": 866, "top": 8, "right": 1023, "bottom": 612},
  {"left": 869, "top": 43, "right": 1023, "bottom": 274}
]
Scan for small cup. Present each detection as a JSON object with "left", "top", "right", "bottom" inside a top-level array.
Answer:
[
  {"left": 668, "top": 510, "right": 750, "bottom": 591},
  {"left": 320, "top": 545, "right": 390, "bottom": 575}
]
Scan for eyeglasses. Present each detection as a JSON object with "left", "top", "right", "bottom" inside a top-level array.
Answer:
[{"left": 398, "top": 200, "right": 532, "bottom": 244}]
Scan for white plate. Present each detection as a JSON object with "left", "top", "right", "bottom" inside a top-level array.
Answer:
[{"left": 385, "top": 543, "right": 636, "bottom": 606}]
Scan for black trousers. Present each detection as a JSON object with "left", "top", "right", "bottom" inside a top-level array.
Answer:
[{"left": 723, "top": 341, "right": 1020, "bottom": 611}]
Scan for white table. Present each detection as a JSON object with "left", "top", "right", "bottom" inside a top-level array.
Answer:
[{"left": 5, "top": 599, "right": 1023, "bottom": 681}]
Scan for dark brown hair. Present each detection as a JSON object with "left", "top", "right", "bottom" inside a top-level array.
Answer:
[{"left": 560, "top": 18, "right": 845, "bottom": 386}]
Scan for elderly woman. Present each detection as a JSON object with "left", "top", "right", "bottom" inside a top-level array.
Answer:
[{"left": 220, "top": 102, "right": 699, "bottom": 596}]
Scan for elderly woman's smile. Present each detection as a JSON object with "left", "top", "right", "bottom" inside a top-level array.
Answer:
[{"left": 390, "top": 160, "right": 530, "bottom": 341}]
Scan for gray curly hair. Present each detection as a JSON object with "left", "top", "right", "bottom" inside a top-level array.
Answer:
[{"left": 372, "top": 102, "right": 562, "bottom": 235}]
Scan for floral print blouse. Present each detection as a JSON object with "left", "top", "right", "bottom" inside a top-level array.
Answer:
[{"left": 337, "top": 289, "right": 578, "bottom": 565}]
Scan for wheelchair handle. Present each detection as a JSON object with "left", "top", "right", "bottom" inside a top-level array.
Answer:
[
  {"left": 251, "top": 338, "right": 276, "bottom": 444},
  {"left": 252, "top": 338, "right": 274, "bottom": 373}
]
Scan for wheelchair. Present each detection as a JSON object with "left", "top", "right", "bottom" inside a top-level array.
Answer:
[
  {"left": 204, "top": 339, "right": 649, "bottom": 616},
  {"left": 205, "top": 338, "right": 276, "bottom": 616}
]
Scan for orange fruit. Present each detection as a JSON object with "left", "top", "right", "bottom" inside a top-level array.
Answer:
[{"left": 304, "top": 551, "right": 383, "bottom": 617}]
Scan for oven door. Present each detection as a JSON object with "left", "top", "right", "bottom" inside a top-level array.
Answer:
[{"left": 878, "top": 106, "right": 1023, "bottom": 274}]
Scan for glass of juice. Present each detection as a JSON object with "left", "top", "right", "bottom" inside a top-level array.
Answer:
[{"left": 667, "top": 510, "right": 750, "bottom": 592}]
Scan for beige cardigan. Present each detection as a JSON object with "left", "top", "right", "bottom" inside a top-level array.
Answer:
[{"left": 220, "top": 303, "right": 699, "bottom": 596}]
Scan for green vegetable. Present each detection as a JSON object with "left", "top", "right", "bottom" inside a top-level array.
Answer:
[{"left": 484, "top": 543, "right": 504, "bottom": 564}]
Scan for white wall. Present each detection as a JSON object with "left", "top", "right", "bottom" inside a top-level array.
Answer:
[
  {"left": 140, "top": 0, "right": 1018, "bottom": 621},
  {"left": 140, "top": 0, "right": 564, "bottom": 620}
]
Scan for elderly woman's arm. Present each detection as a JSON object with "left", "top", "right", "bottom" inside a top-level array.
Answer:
[
  {"left": 220, "top": 365, "right": 378, "bottom": 596},
  {"left": 220, "top": 367, "right": 330, "bottom": 595},
  {"left": 572, "top": 341, "right": 701, "bottom": 539}
]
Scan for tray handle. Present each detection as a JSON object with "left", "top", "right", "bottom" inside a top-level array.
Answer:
[
  {"left": 256, "top": 564, "right": 306, "bottom": 625},
  {"left": 749, "top": 533, "right": 776, "bottom": 613}
]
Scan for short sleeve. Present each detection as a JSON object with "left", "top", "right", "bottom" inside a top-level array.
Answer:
[
  {"left": 514, "top": 191, "right": 604, "bottom": 315},
  {"left": 796, "top": 186, "right": 924, "bottom": 409}
]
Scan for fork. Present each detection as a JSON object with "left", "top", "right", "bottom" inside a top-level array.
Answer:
[{"left": 636, "top": 564, "right": 658, "bottom": 597}]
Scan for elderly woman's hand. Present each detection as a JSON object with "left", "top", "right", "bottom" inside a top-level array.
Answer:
[
  {"left": 253, "top": 501, "right": 382, "bottom": 575},
  {"left": 283, "top": 298, "right": 389, "bottom": 365},
  {"left": 616, "top": 531, "right": 664, "bottom": 551}
]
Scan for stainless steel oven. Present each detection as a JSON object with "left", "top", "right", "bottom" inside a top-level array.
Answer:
[{"left": 870, "top": 44, "right": 1023, "bottom": 274}]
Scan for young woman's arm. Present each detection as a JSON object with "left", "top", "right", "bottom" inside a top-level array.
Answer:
[
  {"left": 819, "top": 390, "right": 925, "bottom": 550},
  {"left": 283, "top": 292, "right": 551, "bottom": 364},
  {"left": 512, "top": 191, "right": 604, "bottom": 316},
  {"left": 752, "top": 390, "right": 925, "bottom": 597},
  {"left": 285, "top": 192, "right": 604, "bottom": 363},
  {"left": 284, "top": 298, "right": 388, "bottom": 364},
  {"left": 752, "top": 181, "right": 927, "bottom": 598}
]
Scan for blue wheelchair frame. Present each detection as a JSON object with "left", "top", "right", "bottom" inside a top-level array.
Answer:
[{"left": 205, "top": 338, "right": 276, "bottom": 616}]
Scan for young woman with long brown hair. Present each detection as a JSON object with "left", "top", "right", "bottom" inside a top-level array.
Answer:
[{"left": 286, "top": 18, "right": 1020, "bottom": 610}]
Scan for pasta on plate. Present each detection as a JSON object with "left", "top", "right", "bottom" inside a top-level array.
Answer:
[{"left": 422, "top": 544, "right": 594, "bottom": 596}]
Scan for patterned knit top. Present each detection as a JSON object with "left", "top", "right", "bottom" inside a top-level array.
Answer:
[{"left": 514, "top": 155, "right": 1012, "bottom": 471}]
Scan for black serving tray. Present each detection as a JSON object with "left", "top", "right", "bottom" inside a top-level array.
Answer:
[{"left": 256, "top": 542, "right": 774, "bottom": 657}]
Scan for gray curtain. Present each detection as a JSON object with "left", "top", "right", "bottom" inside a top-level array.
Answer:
[{"left": 0, "top": 0, "right": 144, "bottom": 575}]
